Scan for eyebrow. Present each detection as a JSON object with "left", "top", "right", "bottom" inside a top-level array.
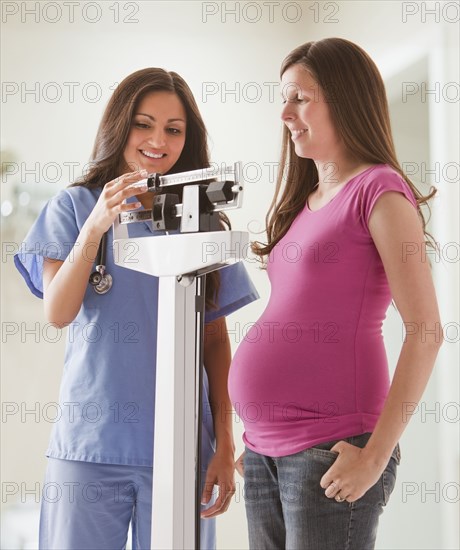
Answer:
[
  {"left": 280, "top": 87, "right": 303, "bottom": 97},
  {"left": 135, "top": 112, "right": 185, "bottom": 123}
]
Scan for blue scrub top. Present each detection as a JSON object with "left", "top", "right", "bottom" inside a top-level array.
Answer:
[{"left": 14, "top": 186, "right": 259, "bottom": 467}]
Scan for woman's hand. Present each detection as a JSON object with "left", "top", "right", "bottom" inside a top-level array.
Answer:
[
  {"left": 200, "top": 449, "right": 236, "bottom": 519},
  {"left": 235, "top": 451, "right": 245, "bottom": 478},
  {"left": 85, "top": 169, "right": 149, "bottom": 237},
  {"left": 320, "top": 441, "right": 387, "bottom": 503}
]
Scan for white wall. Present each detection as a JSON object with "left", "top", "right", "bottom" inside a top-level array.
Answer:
[{"left": 2, "top": 1, "right": 459, "bottom": 548}]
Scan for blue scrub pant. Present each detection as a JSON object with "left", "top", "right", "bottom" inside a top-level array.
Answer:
[{"left": 39, "top": 458, "right": 216, "bottom": 549}]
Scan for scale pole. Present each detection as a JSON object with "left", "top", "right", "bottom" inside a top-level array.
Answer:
[
  {"left": 194, "top": 275, "right": 206, "bottom": 549},
  {"left": 151, "top": 275, "right": 200, "bottom": 549}
]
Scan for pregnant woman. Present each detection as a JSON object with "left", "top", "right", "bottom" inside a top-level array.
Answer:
[{"left": 229, "top": 37, "right": 442, "bottom": 550}]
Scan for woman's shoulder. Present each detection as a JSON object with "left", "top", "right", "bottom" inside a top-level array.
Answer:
[
  {"left": 61, "top": 184, "right": 101, "bottom": 202},
  {"left": 359, "top": 163, "right": 406, "bottom": 185},
  {"left": 37, "top": 185, "right": 102, "bottom": 229},
  {"left": 353, "top": 164, "right": 418, "bottom": 221},
  {"left": 49, "top": 184, "right": 101, "bottom": 211},
  {"left": 357, "top": 164, "right": 415, "bottom": 200}
]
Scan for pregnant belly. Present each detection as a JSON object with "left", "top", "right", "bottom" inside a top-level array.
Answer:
[{"left": 228, "top": 325, "right": 354, "bottom": 426}]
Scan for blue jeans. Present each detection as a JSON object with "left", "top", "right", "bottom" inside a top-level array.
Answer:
[{"left": 243, "top": 433, "right": 400, "bottom": 550}]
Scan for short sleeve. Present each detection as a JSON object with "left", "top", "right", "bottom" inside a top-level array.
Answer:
[
  {"left": 205, "top": 262, "right": 259, "bottom": 323},
  {"left": 361, "top": 169, "right": 418, "bottom": 230},
  {"left": 14, "top": 190, "right": 80, "bottom": 298}
]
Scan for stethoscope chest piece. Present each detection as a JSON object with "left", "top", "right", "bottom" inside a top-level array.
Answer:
[{"left": 90, "top": 266, "right": 113, "bottom": 294}]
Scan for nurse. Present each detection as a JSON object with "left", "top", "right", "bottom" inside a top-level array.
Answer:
[{"left": 15, "top": 67, "right": 258, "bottom": 549}]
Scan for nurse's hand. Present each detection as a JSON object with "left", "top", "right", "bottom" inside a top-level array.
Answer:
[
  {"left": 200, "top": 449, "right": 236, "bottom": 519},
  {"left": 320, "top": 441, "right": 386, "bottom": 503},
  {"left": 85, "top": 170, "right": 149, "bottom": 236}
]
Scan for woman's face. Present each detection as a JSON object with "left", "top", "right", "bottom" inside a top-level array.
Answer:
[
  {"left": 123, "top": 91, "right": 187, "bottom": 175},
  {"left": 280, "top": 64, "right": 342, "bottom": 161}
]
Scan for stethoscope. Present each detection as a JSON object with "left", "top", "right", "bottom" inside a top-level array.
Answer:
[{"left": 88, "top": 231, "right": 113, "bottom": 294}]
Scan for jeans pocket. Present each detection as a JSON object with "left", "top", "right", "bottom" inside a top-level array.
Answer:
[
  {"left": 307, "top": 440, "right": 340, "bottom": 461},
  {"left": 381, "top": 455, "right": 398, "bottom": 506},
  {"left": 391, "top": 442, "right": 401, "bottom": 465},
  {"left": 307, "top": 447, "right": 339, "bottom": 461}
]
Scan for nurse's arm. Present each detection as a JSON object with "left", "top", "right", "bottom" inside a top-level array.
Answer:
[
  {"left": 201, "top": 315, "right": 236, "bottom": 518},
  {"left": 42, "top": 171, "right": 147, "bottom": 327},
  {"left": 42, "top": 223, "right": 103, "bottom": 328}
]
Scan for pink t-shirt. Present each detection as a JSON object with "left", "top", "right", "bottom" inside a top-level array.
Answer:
[{"left": 228, "top": 164, "right": 418, "bottom": 457}]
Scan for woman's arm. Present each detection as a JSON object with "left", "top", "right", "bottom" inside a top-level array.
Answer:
[
  {"left": 43, "top": 223, "right": 103, "bottom": 327},
  {"left": 201, "top": 315, "right": 237, "bottom": 518},
  {"left": 43, "top": 171, "right": 147, "bottom": 327},
  {"left": 321, "top": 191, "right": 443, "bottom": 502}
]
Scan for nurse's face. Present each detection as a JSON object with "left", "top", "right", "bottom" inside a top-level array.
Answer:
[{"left": 123, "top": 91, "right": 187, "bottom": 175}]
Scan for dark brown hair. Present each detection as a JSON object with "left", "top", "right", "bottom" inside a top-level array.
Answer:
[
  {"left": 72, "top": 68, "right": 225, "bottom": 308},
  {"left": 253, "top": 38, "right": 436, "bottom": 260}
]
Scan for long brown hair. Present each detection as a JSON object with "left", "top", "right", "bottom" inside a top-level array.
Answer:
[
  {"left": 253, "top": 38, "right": 436, "bottom": 261},
  {"left": 72, "top": 68, "right": 225, "bottom": 308}
]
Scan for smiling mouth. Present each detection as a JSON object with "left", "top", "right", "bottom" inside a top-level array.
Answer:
[
  {"left": 140, "top": 150, "right": 166, "bottom": 159},
  {"left": 291, "top": 128, "right": 308, "bottom": 138}
]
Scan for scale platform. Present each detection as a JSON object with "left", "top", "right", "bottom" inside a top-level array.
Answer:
[{"left": 113, "top": 230, "right": 249, "bottom": 277}]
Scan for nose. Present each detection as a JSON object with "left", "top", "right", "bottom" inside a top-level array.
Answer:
[
  {"left": 146, "top": 128, "right": 166, "bottom": 148},
  {"left": 281, "top": 101, "right": 296, "bottom": 122}
]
